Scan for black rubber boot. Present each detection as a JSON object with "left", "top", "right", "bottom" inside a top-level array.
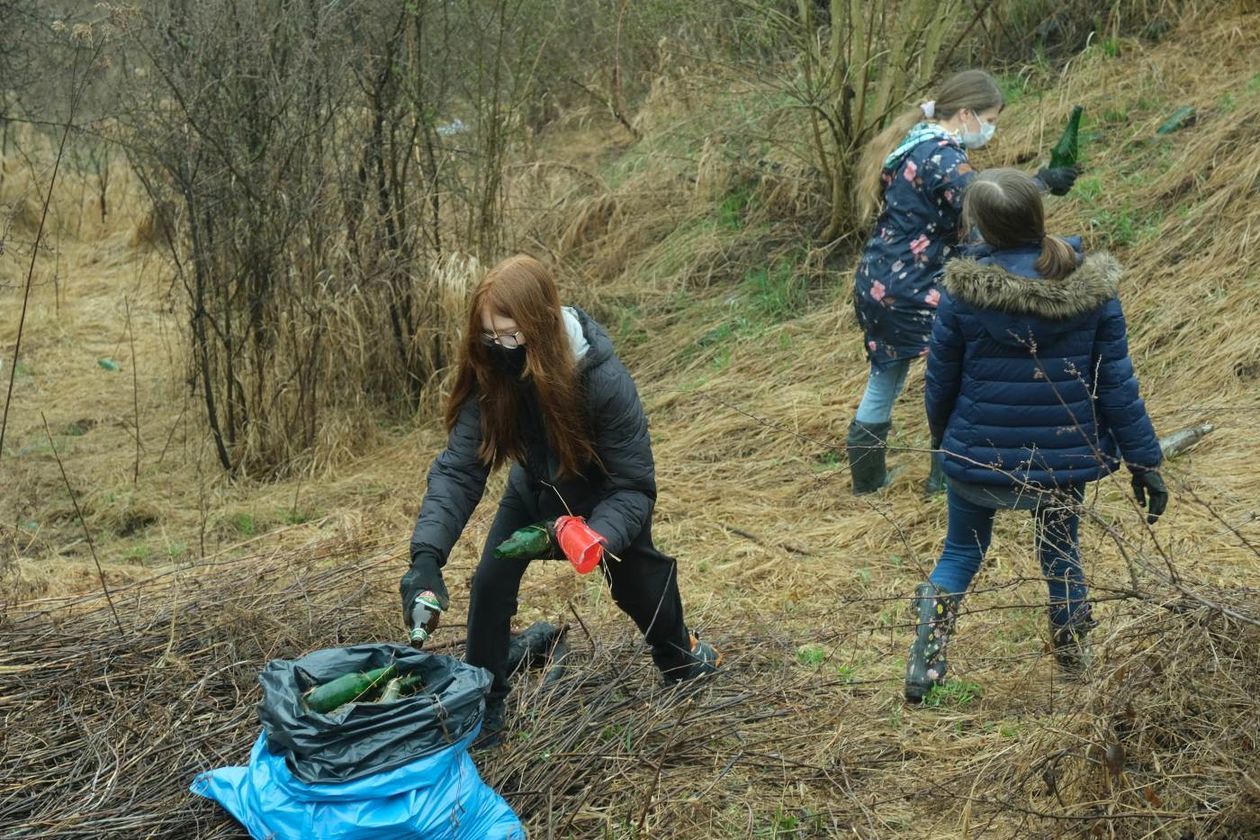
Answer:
[
  {"left": 1051, "top": 605, "right": 1098, "bottom": 674},
  {"left": 924, "top": 448, "right": 947, "bottom": 497},
  {"left": 472, "top": 697, "right": 506, "bottom": 751},
  {"left": 847, "top": 419, "right": 893, "bottom": 495},
  {"left": 905, "top": 582, "right": 962, "bottom": 703}
]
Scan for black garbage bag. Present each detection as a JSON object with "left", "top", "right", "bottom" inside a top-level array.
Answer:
[
  {"left": 506, "top": 621, "right": 568, "bottom": 685},
  {"left": 258, "top": 642, "right": 488, "bottom": 784}
]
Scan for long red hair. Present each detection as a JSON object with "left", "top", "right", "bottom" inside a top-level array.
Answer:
[{"left": 445, "top": 255, "right": 597, "bottom": 478}]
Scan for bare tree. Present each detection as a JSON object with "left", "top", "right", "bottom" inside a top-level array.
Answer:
[
  {"left": 112, "top": 0, "right": 567, "bottom": 476},
  {"left": 787, "top": 0, "right": 975, "bottom": 242}
]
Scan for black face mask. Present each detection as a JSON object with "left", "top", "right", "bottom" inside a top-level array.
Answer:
[{"left": 488, "top": 344, "right": 527, "bottom": 377}]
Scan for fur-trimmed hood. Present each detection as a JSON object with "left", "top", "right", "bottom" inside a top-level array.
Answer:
[{"left": 942, "top": 252, "right": 1121, "bottom": 320}]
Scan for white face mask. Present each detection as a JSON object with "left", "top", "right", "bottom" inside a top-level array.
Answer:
[{"left": 959, "top": 112, "right": 996, "bottom": 149}]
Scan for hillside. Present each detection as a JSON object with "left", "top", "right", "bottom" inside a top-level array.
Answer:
[{"left": 2, "top": 8, "right": 1259, "bottom": 839}]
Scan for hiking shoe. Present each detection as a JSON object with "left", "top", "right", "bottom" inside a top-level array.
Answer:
[
  {"left": 664, "top": 634, "right": 722, "bottom": 684},
  {"left": 905, "top": 582, "right": 962, "bottom": 703},
  {"left": 686, "top": 635, "right": 722, "bottom": 678}
]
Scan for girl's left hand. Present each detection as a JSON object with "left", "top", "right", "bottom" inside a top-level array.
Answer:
[
  {"left": 554, "top": 516, "right": 607, "bottom": 574},
  {"left": 1130, "top": 469, "right": 1169, "bottom": 524},
  {"left": 1036, "top": 166, "right": 1078, "bottom": 196}
]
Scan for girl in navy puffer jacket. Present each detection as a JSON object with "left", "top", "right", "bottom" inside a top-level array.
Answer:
[{"left": 904, "top": 169, "right": 1169, "bottom": 703}]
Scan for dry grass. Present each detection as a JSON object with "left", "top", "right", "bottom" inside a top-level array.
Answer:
[{"left": 3, "top": 7, "right": 1260, "bottom": 839}]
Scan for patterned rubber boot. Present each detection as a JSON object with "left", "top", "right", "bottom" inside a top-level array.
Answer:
[
  {"left": 1051, "top": 606, "right": 1098, "bottom": 675},
  {"left": 905, "top": 582, "right": 962, "bottom": 703},
  {"left": 846, "top": 420, "right": 893, "bottom": 495}
]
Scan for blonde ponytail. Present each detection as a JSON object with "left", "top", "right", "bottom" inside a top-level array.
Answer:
[{"left": 856, "top": 108, "right": 923, "bottom": 224}]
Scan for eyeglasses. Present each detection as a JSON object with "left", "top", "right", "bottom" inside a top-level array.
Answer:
[{"left": 480, "top": 329, "right": 524, "bottom": 348}]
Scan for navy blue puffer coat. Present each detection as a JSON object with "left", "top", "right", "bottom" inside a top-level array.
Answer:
[{"left": 925, "top": 244, "right": 1161, "bottom": 488}]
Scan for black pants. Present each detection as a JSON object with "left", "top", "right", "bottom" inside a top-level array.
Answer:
[{"left": 464, "top": 482, "right": 693, "bottom": 705}]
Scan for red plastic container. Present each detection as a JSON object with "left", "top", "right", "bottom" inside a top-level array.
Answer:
[{"left": 554, "top": 516, "right": 604, "bottom": 574}]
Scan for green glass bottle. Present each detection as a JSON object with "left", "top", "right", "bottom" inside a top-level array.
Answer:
[
  {"left": 408, "top": 590, "right": 443, "bottom": 647},
  {"left": 1048, "top": 105, "right": 1084, "bottom": 170}
]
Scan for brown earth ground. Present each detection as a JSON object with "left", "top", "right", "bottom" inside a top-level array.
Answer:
[{"left": 2, "top": 9, "right": 1258, "bottom": 839}]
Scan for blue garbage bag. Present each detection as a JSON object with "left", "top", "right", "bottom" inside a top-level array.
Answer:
[
  {"left": 192, "top": 731, "right": 523, "bottom": 839},
  {"left": 191, "top": 644, "right": 524, "bottom": 839}
]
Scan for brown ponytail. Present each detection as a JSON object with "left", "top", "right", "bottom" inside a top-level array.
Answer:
[
  {"left": 856, "top": 109, "right": 923, "bottom": 223},
  {"left": 1035, "top": 235, "right": 1079, "bottom": 281},
  {"left": 855, "top": 70, "right": 1004, "bottom": 224}
]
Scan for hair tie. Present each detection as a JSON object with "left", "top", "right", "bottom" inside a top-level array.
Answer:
[{"left": 920, "top": 100, "right": 936, "bottom": 119}]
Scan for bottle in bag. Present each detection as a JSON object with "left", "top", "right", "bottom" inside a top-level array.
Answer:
[
  {"left": 1048, "top": 105, "right": 1084, "bottom": 170},
  {"left": 409, "top": 591, "right": 443, "bottom": 647}
]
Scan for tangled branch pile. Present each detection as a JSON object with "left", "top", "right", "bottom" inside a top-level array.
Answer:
[
  {"left": 0, "top": 537, "right": 876, "bottom": 838},
  {"left": 2, "top": 521, "right": 1257, "bottom": 838},
  {"left": 927, "top": 587, "right": 1260, "bottom": 837}
]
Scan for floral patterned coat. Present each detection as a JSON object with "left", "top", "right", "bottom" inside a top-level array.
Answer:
[{"left": 853, "top": 125, "right": 975, "bottom": 363}]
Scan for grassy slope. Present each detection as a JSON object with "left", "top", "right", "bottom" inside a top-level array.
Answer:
[{"left": 1, "top": 9, "right": 1258, "bottom": 839}]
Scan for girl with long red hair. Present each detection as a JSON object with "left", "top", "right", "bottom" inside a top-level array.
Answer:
[{"left": 401, "top": 255, "right": 719, "bottom": 745}]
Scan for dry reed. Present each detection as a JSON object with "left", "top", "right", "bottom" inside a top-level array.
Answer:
[{"left": 3, "top": 6, "right": 1260, "bottom": 839}]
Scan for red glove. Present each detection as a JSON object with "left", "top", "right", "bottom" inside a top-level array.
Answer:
[{"left": 554, "top": 515, "right": 605, "bottom": 574}]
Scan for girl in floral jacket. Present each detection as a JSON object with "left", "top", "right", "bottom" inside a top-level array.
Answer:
[{"left": 846, "top": 70, "right": 1077, "bottom": 495}]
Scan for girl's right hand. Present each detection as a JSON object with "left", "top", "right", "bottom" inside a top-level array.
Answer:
[{"left": 400, "top": 549, "right": 449, "bottom": 627}]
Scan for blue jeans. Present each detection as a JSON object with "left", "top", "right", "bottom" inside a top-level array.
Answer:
[
  {"left": 854, "top": 358, "right": 912, "bottom": 425},
  {"left": 929, "top": 484, "right": 1087, "bottom": 626}
]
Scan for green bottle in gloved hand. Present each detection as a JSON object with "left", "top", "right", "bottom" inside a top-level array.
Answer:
[
  {"left": 1037, "top": 105, "right": 1083, "bottom": 196},
  {"left": 493, "top": 516, "right": 606, "bottom": 574},
  {"left": 1048, "top": 105, "right": 1084, "bottom": 170},
  {"left": 493, "top": 521, "right": 558, "bottom": 560},
  {"left": 409, "top": 591, "right": 444, "bottom": 647},
  {"left": 400, "top": 549, "right": 448, "bottom": 647}
]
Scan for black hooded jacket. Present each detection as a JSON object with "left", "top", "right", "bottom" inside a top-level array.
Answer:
[{"left": 409, "top": 307, "right": 656, "bottom": 563}]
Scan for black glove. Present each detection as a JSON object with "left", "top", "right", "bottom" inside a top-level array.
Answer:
[
  {"left": 1130, "top": 469, "right": 1169, "bottom": 524},
  {"left": 1036, "top": 166, "right": 1078, "bottom": 196},
  {"left": 400, "top": 549, "right": 449, "bottom": 629}
]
